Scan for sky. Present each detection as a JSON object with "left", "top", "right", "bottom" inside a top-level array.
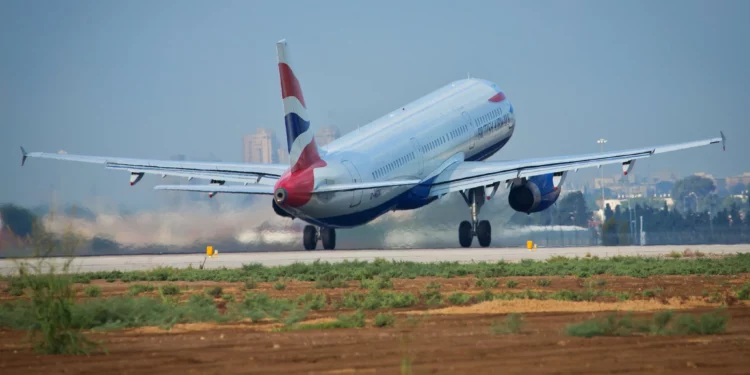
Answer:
[{"left": 1, "top": 0, "right": 749, "bottom": 210}]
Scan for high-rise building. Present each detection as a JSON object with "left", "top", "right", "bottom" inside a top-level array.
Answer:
[
  {"left": 243, "top": 129, "right": 281, "bottom": 163},
  {"left": 316, "top": 126, "right": 341, "bottom": 147}
]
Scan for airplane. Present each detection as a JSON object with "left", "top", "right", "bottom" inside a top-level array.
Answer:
[{"left": 21, "top": 39, "right": 726, "bottom": 251}]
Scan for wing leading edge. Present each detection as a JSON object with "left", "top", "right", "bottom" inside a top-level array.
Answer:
[{"left": 428, "top": 133, "right": 725, "bottom": 197}]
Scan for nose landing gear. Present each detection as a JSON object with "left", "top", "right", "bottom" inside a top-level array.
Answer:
[
  {"left": 302, "top": 225, "right": 336, "bottom": 250},
  {"left": 458, "top": 187, "right": 492, "bottom": 248}
]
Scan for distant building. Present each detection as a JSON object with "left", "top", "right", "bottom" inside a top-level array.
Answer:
[
  {"left": 315, "top": 126, "right": 341, "bottom": 148},
  {"left": 726, "top": 172, "right": 750, "bottom": 188},
  {"left": 243, "top": 129, "right": 281, "bottom": 163}
]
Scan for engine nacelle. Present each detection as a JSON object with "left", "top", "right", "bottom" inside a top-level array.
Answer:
[
  {"left": 272, "top": 199, "right": 295, "bottom": 219},
  {"left": 508, "top": 173, "right": 563, "bottom": 214}
]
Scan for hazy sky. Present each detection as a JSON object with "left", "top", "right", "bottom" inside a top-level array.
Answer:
[{"left": 2, "top": 0, "right": 749, "bottom": 210}]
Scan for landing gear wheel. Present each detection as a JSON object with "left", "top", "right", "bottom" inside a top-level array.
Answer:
[
  {"left": 321, "top": 227, "right": 336, "bottom": 250},
  {"left": 303, "top": 225, "right": 317, "bottom": 251},
  {"left": 477, "top": 220, "right": 491, "bottom": 247},
  {"left": 459, "top": 221, "right": 473, "bottom": 248}
]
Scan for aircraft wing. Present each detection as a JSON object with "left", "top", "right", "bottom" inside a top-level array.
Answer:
[
  {"left": 20, "top": 148, "right": 288, "bottom": 185},
  {"left": 427, "top": 133, "right": 725, "bottom": 197}
]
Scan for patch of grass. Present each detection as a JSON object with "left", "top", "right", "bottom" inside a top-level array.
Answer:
[
  {"left": 475, "top": 278, "right": 499, "bottom": 288},
  {"left": 360, "top": 276, "right": 393, "bottom": 290},
  {"left": 585, "top": 279, "right": 607, "bottom": 288},
  {"left": 84, "top": 285, "right": 101, "bottom": 297},
  {"left": 421, "top": 282, "right": 443, "bottom": 307},
  {"left": 374, "top": 312, "right": 396, "bottom": 328},
  {"left": 128, "top": 283, "right": 155, "bottom": 296},
  {"left": 314, "top": 277, "right": 348, "bottom": 289},
  {"left": 297, "top": 292, "right": 326, "bottom": 310},
  {"left": 4, "top": 277, "right": 25, "bottom": 296},
  {"left": 565, "top": 313, "right": 638, "bottom": 337},
  {"left": 159, "top": 284, "right": 181, "bottom": 296},
  {"left": 38, "top": 254, "right": 750, "bottom": 283},
  {"left": 205, "top": 286, "right": 223, "bottom": 298},
  {"left": 273, "top": 281, "right": 287, "bottom": 290},
  {"left": 447, "top": 292, "right": 472, "bottom": 305},
  {"left": 735, "top": 282, "right": 750, "bottom": 300},
  {"left": 640, "top": 287, "right": 664, "bottom": 298},
  {"left": 243, "top": 278, "right": 258, "bottom": 290},
  {"left": 282, "top": 307, "right": 309, "bottom": 326},
  {"left": 233, "top": 292, "right": 294, "bottom": 322},
  {"left": 505, "top": 280, "right": 519, "bottom": 288},
  {"left": 285, "top": 310, "right": 366, "bottom": 331},
  {"left": 667, "top": 251, "right": 682, "bottom": 259},
  {"left": 475, "top": 289, "right": 494, "bottom": 302},
  {"left": 536, "top": 279, "right": 552, "bottom": 287},
  {"left": 565, "top": 310, "right": 728, "bottom": 338},
  {"left": 670, "top": 310, "right": 728, "bottom": 335},
  {"left": 491, "top": 313, "right": 524, "bottom": 334},
  {"left": 221, "top": 294, "right": 235, "bottom": 302},
  {"left": 340, "top": 291, "right": 418, "bottom": 310}
]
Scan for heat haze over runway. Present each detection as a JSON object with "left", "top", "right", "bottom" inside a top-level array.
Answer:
[{"left": 2, "top": 244, "right": 750, "bottom": 275}]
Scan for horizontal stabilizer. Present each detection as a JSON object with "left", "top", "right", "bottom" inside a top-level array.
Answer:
[{"left": 154, "top": 185, "right": 274, "bottom": 195}]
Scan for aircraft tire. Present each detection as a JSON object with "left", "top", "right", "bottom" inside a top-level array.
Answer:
[
  {"left": 303, "top": 225, "right": 317, "bottom": 251},
  {"left": 477, "top": 220, "right": 491, "bottom": 247},
  {"left": 321, "top": 227, "right": 336, "bottom": 250},
  {"left": 459, "top": 221, "right": 473, "bottom": 248}
]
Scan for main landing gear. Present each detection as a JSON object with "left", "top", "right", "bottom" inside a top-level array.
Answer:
[
  {"left": 303, "top": 225, "right": 336, "bottom": 250},
  {"left": 458, "top": 186, "right": 492, "bottom": 248}
]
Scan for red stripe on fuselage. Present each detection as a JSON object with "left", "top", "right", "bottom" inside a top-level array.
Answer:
[
  {"left": 488, "top": 92, "right": 506, "bottom": 102},
  {"left": 274, "top": 141, "right": 326, "bottom": 208},
  {"left": 279, "top": 63, "right": 306, "bottom": 108}
]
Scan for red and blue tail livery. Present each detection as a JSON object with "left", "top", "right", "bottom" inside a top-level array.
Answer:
[{"left": 276, "top": 39, "right": 322, "bottom": 173}]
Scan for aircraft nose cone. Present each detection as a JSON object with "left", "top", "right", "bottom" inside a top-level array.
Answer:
[{"left": 274, "top": 187, "right": 288, "bottom": 204}]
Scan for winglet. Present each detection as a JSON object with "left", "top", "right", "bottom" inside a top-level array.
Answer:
[
  {"left": 720, "top": 131, "right": 726, "bottom": 151},
  {"left": 20, "top": 146, "right": 28, "bottom": 166}
]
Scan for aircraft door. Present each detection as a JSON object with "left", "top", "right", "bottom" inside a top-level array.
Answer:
[
  {"left": 341, "top": 160, "right": 362, "bottom": 208},
  {"left": 410, "top": 137, "right": 424, "bottom": 176},
  {"left": 462, "top": 112, "right": 475, "bottom": 150}
]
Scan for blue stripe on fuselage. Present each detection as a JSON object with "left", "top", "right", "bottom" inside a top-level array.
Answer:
[{"left": 284, "top": 113, "right": 311, "bottom": 152}]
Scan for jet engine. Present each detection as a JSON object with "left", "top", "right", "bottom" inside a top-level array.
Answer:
[
  {"left": 272, "top": 199, "right": 295, "bottom": 219},
  {"left": 508, "top": 172, "right": 565, "bottom": 214}
]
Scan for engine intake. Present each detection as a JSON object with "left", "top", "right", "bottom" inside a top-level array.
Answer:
[{"left": 508, "top": 181, "right": 542, "bottom": 214}]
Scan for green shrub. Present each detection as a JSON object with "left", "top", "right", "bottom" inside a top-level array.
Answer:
[
  {"left": 736, "top": 282, "right": 750, "bottom": 300},
  {"left": 234, "top": 292, "right": 294, "bottom": 322},
  {"left": 84, "top": 285, "right": 101, "bottom": 297},
  {"left": 159, "top": 284, "right": 181, "bottom": 296},
  {"left": 273, "top": 281, "right": 287, "bottom": 290},
  {"left": 447, "top": 292, "right": 472, "bottom": 305},
  {"left": 536, "top": 279, "right": 552, "bottom": 287},
  {"left": 565, "top": 313, "right": 638, "bottom": 337},
  {"left": 670, "top": 310, "right": 728, "bottom": 335},
  {"left": 283, "top": 307, "right": 309, "bottom": 326},
  {"left": 374, "top": 312, "right": 395, "bottom": 328},
  {"left": 641, "top": 288, "right": 663, "bottom": 298},
  {"left": 243, "top": 278, "right": 258, "bottom": 290},
  {"left": 475, "top": 289, "right": 494, "bottom": 302},
  {"left": 205, "top": 286, "right": 223, "bottom": 298},
  {"left": 505, "top": 280, "right": 519, "bottom": 288},
  {"left": 359, "top": 276, "right": 393, "bottom": 290},
  {"left": 221, "top": 294, "right": 235, "bottom": 302},
  {"left": 297, "top": 292, "right": 326, "bottom": 310},
  {"left": 315, "top": 277, "right": 348, "bottom": 289},
  {"left": 565, "top": 310, "right": 728, "bottom": 338},
  {"left": 475, "top": 278, "right": 499, "bottom": 288},
  {"left": 421, "top": 282, "right": 443, "bottom": 307},
  {"left": 128, "top": 284, "right": 155, "bottom": 296},
  {"left": 667, "top": 251, "right": 682, "bottom": 259},
  {"left": 284, "top": 310, "right": 366, "bottom": 331},
  {"left": 491, "top": 313, "right": 523, "bottom": 334}
]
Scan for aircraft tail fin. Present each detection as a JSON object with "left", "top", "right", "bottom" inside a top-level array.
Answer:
[{"left": 276, "top": 39, "right": 322, "bottom": 172}]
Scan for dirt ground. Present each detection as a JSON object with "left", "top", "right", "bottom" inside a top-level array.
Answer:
[{"left": 2, "top": 275, "right": 750, "bottom": 374}]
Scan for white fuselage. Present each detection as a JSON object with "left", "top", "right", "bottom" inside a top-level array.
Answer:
[{"left": 281, "top": 78, "right": 515, "bottom": 228}]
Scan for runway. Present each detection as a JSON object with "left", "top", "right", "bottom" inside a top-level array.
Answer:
[{"left": 2, "top": 244, "right": 750, "bottom": 275}]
